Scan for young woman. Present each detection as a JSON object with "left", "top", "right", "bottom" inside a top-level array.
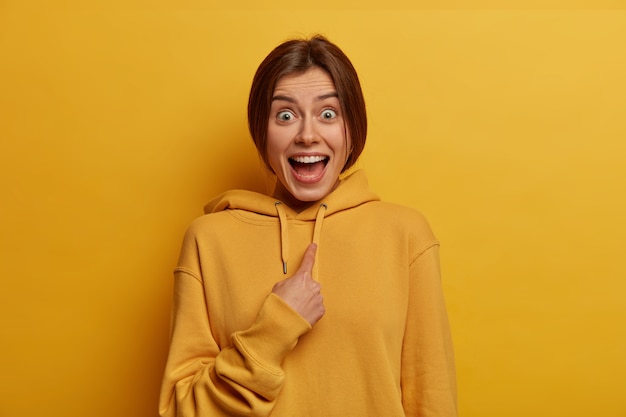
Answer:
[{"left": 159, "top": 35, "right": 457, "bottom": 417}]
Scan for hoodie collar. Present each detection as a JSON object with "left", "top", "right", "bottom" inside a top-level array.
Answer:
[
  {"left": 203, "top": 170, "right": 379, "bottom": 277},
  {"left": 203, "top": 170, "right": 379, "bottom": 219}
]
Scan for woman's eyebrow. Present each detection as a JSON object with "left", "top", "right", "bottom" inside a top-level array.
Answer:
[
  {"left": 271, "top": 95, "right": 296, "bottom": 103},
  {"left": 271, "top": 92, "right": 338, "bottom": 103},
  {"left": 317, "top": 92, "right": 338, "bottom": 101}
]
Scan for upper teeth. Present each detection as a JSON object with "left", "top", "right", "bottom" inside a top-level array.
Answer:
[{"left": 291, "top": 155, "right": 327, "bottom": 163}]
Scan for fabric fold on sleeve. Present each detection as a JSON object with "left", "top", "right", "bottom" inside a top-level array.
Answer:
[{"left": 216, "top": 294, "right": 312, "bottom": 401}]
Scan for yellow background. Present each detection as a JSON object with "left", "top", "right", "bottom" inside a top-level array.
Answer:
[{"left": 1, "top": 2, "right": 625, "bottom": 416}]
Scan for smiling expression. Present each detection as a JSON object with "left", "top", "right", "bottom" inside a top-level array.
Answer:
[{"left": 267, "top": 67, "right": 351, "bottom": 210}]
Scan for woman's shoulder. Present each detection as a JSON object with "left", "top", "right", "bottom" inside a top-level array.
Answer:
[
  {"left": 360, "top": 200, "right": 438, "bottom": 248},
  {"left": 365, "top": 200, "right": 432, "bottom": 226},
  {"left": 183, "top": 210, "right": 238, "bottom": 235},
  {"left": 171, "top": 215, "right": 228, "bottom": 256}
]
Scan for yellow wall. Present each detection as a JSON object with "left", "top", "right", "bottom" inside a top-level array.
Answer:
[{"left": 1, "top": 2, "right": 625, "bottom": 416}]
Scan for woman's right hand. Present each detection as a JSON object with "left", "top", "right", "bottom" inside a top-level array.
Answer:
[{"left": 272, "top": 243, "right": 325, "bottom": 326}]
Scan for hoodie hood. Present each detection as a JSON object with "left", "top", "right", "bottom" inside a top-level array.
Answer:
[
  {"left": 203, "top": 170, "right": 380, "bottom": 276},
  {"left": 203, "top": 169, "right": 379, "bottom": 219}
]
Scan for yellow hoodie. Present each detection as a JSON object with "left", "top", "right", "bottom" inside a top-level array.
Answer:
[{"left": 159, "top": 170, "right": 457, "bottom": 417}]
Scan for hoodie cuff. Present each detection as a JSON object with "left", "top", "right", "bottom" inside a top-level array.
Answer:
[{"left": 232, "top": 293, "right": 312, "bottom": 371}]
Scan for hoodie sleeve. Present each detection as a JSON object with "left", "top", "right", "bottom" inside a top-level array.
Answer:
[
  {"left": 159, "top": 232, "right": 312, "bottom": 417},
  {"left": 402, "top": 243, "right": 458, "bottom": 417}
]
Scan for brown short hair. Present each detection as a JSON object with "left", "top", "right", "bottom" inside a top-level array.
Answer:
[{"left": 248, "top": 35, "right": 367, "bottom": 172}]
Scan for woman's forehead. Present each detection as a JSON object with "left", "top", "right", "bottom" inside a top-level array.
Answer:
[{"left": 273, "top": 68, "right": 337, "bottom": 101}]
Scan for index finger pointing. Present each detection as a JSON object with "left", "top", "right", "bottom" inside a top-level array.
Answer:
[{"left": 296, "top": 243, "right": 317, "bottom": 276}]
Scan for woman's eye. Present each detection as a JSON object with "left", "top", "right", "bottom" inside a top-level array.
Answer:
[
  {"left": 277, "top": 111, "right": 294, "bottom": 121},
  {"left": 321, "top": 109, "right": 337, "bottom": 120}
]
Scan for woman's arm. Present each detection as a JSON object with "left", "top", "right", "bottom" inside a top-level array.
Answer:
[
  {"left": 402, "top": 243, "right": 458, "bottom": 417},
  {"left": 159, "top": 272, "right": 311, "bottom": 417},
  {"left": 158, "top": 222, "right": 313, "bottom": 417}
]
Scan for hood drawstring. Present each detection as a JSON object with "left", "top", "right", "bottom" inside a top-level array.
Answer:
[
  {"left": 312, "top": 203, "right": 327, "bottom": 247},
  {"left": 274, "top": 202, "right": 328, "bottom": 277},
  {"left": 312, "top": 203, "right": 327, "bottom": 280},
  {"left": 274, "top": 202, "right": 289, "bottom": 274}
]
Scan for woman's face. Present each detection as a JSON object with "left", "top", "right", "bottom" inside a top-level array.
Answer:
[{"left": 267, "top": 67, "right": 350, "bottom": 209}]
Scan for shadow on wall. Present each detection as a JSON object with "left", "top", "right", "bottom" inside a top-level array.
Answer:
[{"left": 196, "top": 122, "right": 274, "bottom": 199}]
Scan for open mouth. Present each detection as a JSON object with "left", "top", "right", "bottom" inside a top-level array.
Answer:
[{"left": 288, "top": 155, "right": 329, "bottom": 178}]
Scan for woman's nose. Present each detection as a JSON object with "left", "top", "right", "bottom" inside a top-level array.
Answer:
[{"left": 295, "top": 117, "right": 320, "bottom": 145}]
